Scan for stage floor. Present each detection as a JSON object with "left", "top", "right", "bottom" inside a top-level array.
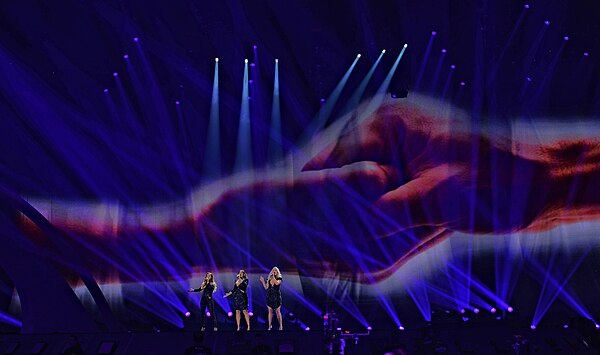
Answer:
[{"left": 0, "top": 324, "right": 596, "bottom": 354}]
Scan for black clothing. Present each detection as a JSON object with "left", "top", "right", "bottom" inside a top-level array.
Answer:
[
  {"left": 191, "top": 282, "right": 217, "bottom": 328},
  {"left": 266, "top": 277, "right": 282, "bottom": 309},
  {"left": 230, "top": 278, "right": 249, "bottom": 311}
]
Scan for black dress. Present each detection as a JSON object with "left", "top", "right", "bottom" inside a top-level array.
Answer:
[
  {"left": 230, "top": 279, "right": 249, "bottom": 311},
  {"left": 266, "top": 277, "right": 282, "bottom": 309}
]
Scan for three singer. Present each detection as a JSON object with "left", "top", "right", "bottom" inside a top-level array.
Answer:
[{"left": 188, "top": 268, "right": 284, "bottom": 331}]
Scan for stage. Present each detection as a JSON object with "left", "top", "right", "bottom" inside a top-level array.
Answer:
[{"left": 0, "top": 322, "right": 596, "bottom": 354}]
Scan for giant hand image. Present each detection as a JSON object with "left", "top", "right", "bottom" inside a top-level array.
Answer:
[{"left": 19, "top": 95, "right": 600, "bottom": 283}]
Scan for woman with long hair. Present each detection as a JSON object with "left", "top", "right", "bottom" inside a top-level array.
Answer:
[
  {"left": 188, "top": 272, "right": 218, "bottom": 331},
  {"left": 224, "top": 269, "right": 251, "bottom": 331},
  {"left": 260, "top": 267, "right": 283, "bottom": 330}
]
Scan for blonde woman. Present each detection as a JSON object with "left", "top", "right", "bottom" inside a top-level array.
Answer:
[
  {"left": 260, "top": 267, "right": 283, "bottom": 330},
  {"left": 224, "top": 269, "right": 250, "bottom": 331},
  {"left": 188, "top": 272, "right": 218, "bottom": 331}
]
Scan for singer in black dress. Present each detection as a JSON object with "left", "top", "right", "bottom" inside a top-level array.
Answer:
[
  {"left": 224, "top": 269, "right": 251, "bottom": 331},
  {"left": 260, "top": 267, "right": 283, "bottom": 330},
  {"left": 188, "top": 272, "right": 218, "bottom": 331}
]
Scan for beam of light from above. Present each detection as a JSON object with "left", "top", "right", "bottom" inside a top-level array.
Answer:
[
  {"left": 486, "top": 4, "right": 528, "bottom": 87},
  {"left": 365, "top": 45, "right": 408, "bottom": 115},
  {"left": 203, "top": 58, "right": 221, "bottom": 180},
  {"left": 232, "top": 59, "right": 253, "bottom": 311},
  {"left": 518, "top": 22, "right": 551, "bottom": 102},
  {"left": 342, "top": 49, "right": 386, "bottom": 116},
  {"left": 528, "top": 40, "right": 567, "bottom": 113},
  {"left": 268, "top": 58, "right": 283, "bottom": 163},
  {"left": 234, "top": 59, "right": 253, "bottom": 173},
  {"left": 299, "top": 54, "right": 361, "bottom": 147},
  {"left": 415, "top": 32, "right": 435, "bottom": 90},
  {"left": 428, "top": 49, "right": 447, "bottom": 94}
]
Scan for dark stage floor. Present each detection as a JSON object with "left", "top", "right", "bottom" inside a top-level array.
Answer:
[{"left": 0, "top": 323, "right": 597, "bottom": 355}]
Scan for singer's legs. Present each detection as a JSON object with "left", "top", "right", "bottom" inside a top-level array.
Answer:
[
  {"left": 208, "top": 300, "right": 217, "bottom": 330},
  {"left": 235, "top": 310, "right": 241, "bottom": 331},
  {"left": 275, "top": 306, "right": 283, "bottom": 330},
  {"left": 267, "top": 306, "right": 273, "bottom": 330},
  {"left": 243, "top": 310, "right": 250, "bottom": 330},
  {"left": 199, "top": 298, "right": 207, "bottom": 331}
]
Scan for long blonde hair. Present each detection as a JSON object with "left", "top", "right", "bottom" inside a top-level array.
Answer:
[
  {"left": 238, "top": 270, "right": 248, "bottom": 280},
  {"left": 270, "top": 267, "right": 281, "bottom": 279}
]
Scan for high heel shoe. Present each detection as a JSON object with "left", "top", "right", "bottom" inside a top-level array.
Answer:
[{"left": 268, "top": 325, "right": 272, "bottom": 331}]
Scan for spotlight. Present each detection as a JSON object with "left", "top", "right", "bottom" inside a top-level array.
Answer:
[
  {"left": 244, "top": 59, "right": 248, "bottom": 63},
  {"left": 175, "top": 101, "right": 180, "bottom": 105},
  {"left": 249, "top": 80, "right": 253, "bottom": 84},
  {"left": 320, "top": 98, "right": 326, "bottom": 102},
  {"left": 459, "top": 81, "right": 466, "bottom": 86},
  {"left": 403, "top": 43, "right": 408, "bottom": 48},
  {"left": 391, "top": 94, "right": 397, "bottom": 98},
  {"left": 544, "top": 20, "right": 550, "bottom": 26},
  {"left": 367, "top": 326, "right": 372, "bottom": 331},
  {"left": 564, "top": 36, "right": 570, "bottom": 41},
  {"left": 507, "top": 307, "right": 514, "bottom": 313},
  {"left": 248, "top": 312, "right": 254, "bottom": 317},
  {"left": 123, "top": 54, "right": 129, "bottom": 59},
  {"left": 103, "top": 89, "right": 109, "bottom": 93},
  {"left": 184, "top": 311, "right": 191, "bottom": 317},
  {"left": 206, "top": 312, "right": 211, "bottom": 317},
  {"left": 596, "top": 324, "right": 600, "bottom": 329},
  {"left": 305, "top": 327, "right": 310, "bottom": 331},
  {"left": 357, "top": 54, "right": 361, "bottom": 58},
  {"left": 250, "top": 63, "right": 256, "bottom": 67},
  {"left": 524, "top": 4, "right": 530, "bottom": 9},
  {"left": 450, "top": 64, "right": 456, "bottom": 69},
  {"left": 275, "top": 58, "right": 279, "bottom": 63},
  {"left": 490, "top": 308, "right": 497, "bottom": 314},
  {"left": 473, "top": 308, "right": 480, "bottom": 314},
  {"left": 563, "top": 324, "right": 569, "bottom": 329},
  {"left": 215, "top": 57, "right": 219, "bottom": 62},
  {"left": 133, "top": 37, "right": 139, "bottom": 42},
  {"left": 460, "top": 309, "right": 466, "bottom": 314},
  {"left": 399, "top": 326, "right": 405, "bottom": 331},
  {"left": 382, "top": 49, "right": 386, "bottom": 53},
  {"left": 285, "top": 312, "right": 297, "bottom": 323},
  {"left": 113, "top": 72, "right": 118, "bottom": 77},
  {"left": 336, "top": 327, "right": 342, "bottom": 331},
  {"left": 432, "top": 31, "right": 437, "bottom": 36},
  {"left": 253, "top": 45, "right": 257, "bottom": 49},
  {"left": 584, "top": 52, "right": 589, "bottom": 57},
  {"left": 526, "top": 77, "right": 532, "bottom": 82},
  {"left": 441, "top": 49, "right": 447, "bottom": 53},
  {"left": 530, "top": 324, "right": 536, "bottom": 330},
  {"left": 227, "top": 311, "right": 233, "bottom": 317}
]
